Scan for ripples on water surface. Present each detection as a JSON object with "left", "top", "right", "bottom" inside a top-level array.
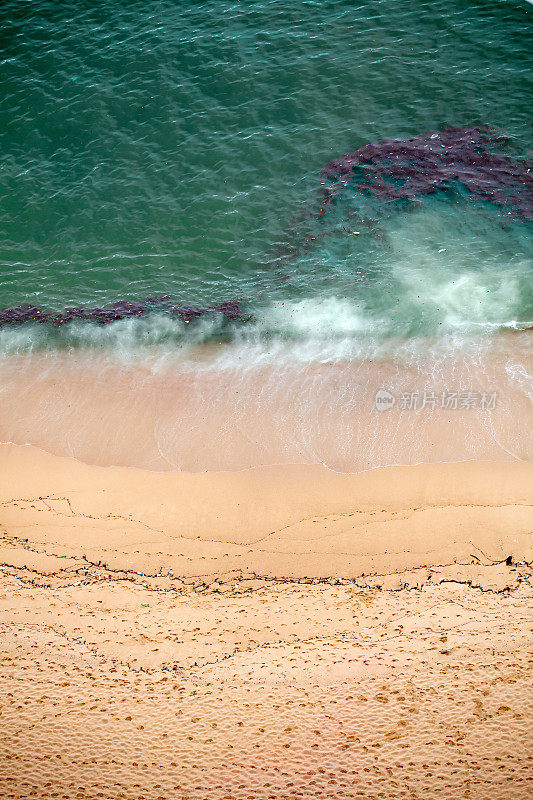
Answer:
[{"left": 0, "top": 0, "right": 531, "bottom": 469}]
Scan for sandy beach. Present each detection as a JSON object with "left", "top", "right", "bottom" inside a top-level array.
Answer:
[
  {"left": 2, "top": 2, "right": 532, "bottom": 798},
  {"left": 1, "top": 444, "right": 531, "bottom": 798}
]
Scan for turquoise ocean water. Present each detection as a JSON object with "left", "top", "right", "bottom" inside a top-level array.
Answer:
[{"left": 0, "top": 0, "right": 531, "bottom": 470}]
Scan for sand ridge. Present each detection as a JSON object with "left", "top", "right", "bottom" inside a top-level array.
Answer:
[{"left": 1, "top": 445, "right": 532, "bottom": 584}]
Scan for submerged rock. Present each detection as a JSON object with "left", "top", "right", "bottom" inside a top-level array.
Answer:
[
  {"left": 0, "top": 298, "right": 253, "bottom": 329},
  {"left": 321, "top": 125, "right": 533, "bottom": 220}
]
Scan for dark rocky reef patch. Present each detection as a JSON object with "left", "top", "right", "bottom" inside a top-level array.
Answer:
[
  {"left": 0, "top": 297, "right": 253, "bottom": 328},
  {"left": 321, "top": 125, "right": 533, "bottom": 220}
]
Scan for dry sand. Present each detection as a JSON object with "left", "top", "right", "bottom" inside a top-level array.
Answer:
[{"left": 1, "top": 444, "right": 532, "bottom": 799}]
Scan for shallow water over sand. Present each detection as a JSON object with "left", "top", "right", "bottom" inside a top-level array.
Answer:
[{"left": 0, "top": 332, "right": 530, "bottom": 472}]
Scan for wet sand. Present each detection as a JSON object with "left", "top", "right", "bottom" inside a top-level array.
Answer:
[
  {"left": 1, "top": 445, "right": 532, "bottom": 798},
  {"left": 0, "top": 333, "right": 531, "bottom": 471}
]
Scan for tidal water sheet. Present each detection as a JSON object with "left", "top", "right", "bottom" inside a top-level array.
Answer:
[{"left": 0, "top": 127, "right": 531, "bottom": 471}]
